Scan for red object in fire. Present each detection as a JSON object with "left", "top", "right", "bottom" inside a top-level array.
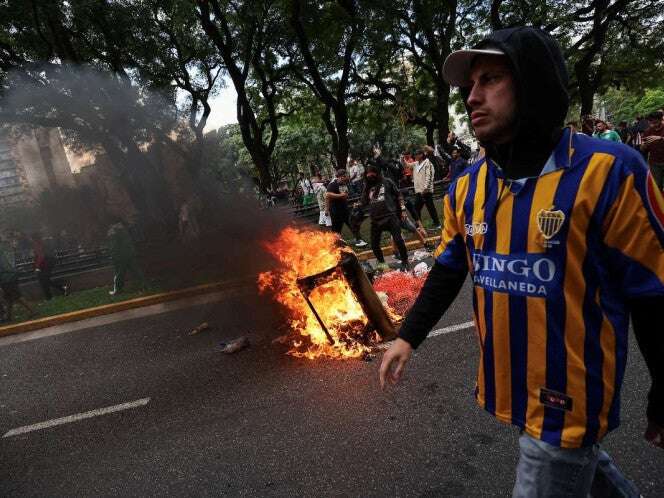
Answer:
[{"left": 373, "top": 270, "right": 428, "bottom": 316}]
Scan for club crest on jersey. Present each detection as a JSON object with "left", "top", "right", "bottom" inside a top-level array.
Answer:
[{"left": 537, "top": 207, "right": 565, "bottom": 241}]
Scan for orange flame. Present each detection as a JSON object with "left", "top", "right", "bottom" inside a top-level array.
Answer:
[{"left": 258, "top": 226, "right": 378, "bottom": 359}]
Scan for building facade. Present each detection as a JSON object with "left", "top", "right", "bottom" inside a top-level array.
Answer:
[{"left": 0, "top": 127, "right": 74, "bottom": 207}]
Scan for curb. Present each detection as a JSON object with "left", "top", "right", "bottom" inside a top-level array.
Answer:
[
  {"left": 356, "top": 235, "right": 440, "bottom": 261},
  {"left": 0, "top": 277, "right": 255, "bottom": 339}
]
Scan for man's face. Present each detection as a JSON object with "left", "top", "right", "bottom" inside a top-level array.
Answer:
[
  {"left": 464, "top": 55, "right": 516, "bottom": 144},
  {"left": 451, "top": 149, "right": 460, "bottom": 159},
  {"left": 596, "top": 121, "right": 606, "bottom": 132},
  {"left": 338, "top": 175, "right": 348, "bottom": 184},
  {"left": 649, "top": 118, "right": 662, "bottom": 129}
]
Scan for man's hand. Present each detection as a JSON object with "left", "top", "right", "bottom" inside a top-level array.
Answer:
[
  {"left": 645, "top": 420, "right": 664, "bottom": 449},
  {"left": 379, "top": 338, "right": 413, "bottom": 389},
  {"left": 643, "top": 135, "right": 662, "bottom": 144}
]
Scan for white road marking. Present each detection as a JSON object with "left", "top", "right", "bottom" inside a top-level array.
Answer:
[
  {"left": 429, "top": 320, "right": 475, "bottom": 338},
  {"left": 377, "top": 320, "right": 475, "bottom": 349},
  {"left": 3, "top": 398, "right": 150, "bottom": 438}
]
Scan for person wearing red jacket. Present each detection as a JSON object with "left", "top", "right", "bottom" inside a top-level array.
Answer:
[{"left": 31, "top": 233, "right": 68, "bottom": 300}]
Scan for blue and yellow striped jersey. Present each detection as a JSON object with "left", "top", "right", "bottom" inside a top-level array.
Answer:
[{"left": 435, "top": 128, "right": 664, "bottom": 448}]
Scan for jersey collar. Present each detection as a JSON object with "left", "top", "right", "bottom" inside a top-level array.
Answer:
[{"left": 486, "top": 127, "right": 574, "bottom": 194}]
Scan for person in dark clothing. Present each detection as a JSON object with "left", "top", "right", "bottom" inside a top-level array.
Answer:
[
  {"left": 360, "top": 165, "right": 409, "bottom": 270},
  {"left": 616, "top": 120, "right": 629, "bottom": 144},
  {"left": 326, "top": 169, "right": 368, "bottom": 247},
  {"left": 380, "top": 26, "right": 663, "bottom": 497},
  {"left": 641, "top": 110, "right": 664, "bottom": 190},
  {"left": 107, "top": 221, "right": 146, "bottom": 295},
  {"left": 443, "top": 131, "right": 472, "bottom": 159},
  {"left": 0, "top": 233, "right": 35, "bottom": 321},
  {"left": 367, "top": 145, "right": 402, "bottom": 184},
  {"left": 31, "top": 233, "right": 68, "bottom": 300},
  {"left": 446, "top": 147, "right": 469, "bottom": 182}
]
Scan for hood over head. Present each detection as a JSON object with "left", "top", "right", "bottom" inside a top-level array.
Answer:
[{"left": 445, "top": 27, "right": 570, "bottom": 177}]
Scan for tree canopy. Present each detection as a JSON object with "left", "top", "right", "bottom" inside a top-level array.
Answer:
[{"left": 1, "top": 0, "right": 662, "bottom": 198}]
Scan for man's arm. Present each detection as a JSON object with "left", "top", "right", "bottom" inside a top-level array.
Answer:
[{"left": 631, "top": 296, "right": 664, "bottom": 447}]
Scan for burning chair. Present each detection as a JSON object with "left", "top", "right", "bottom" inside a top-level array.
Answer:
[
  {"left": 297, "top": 251, "right": 397, "bottom": 346},
  {"left": 258, "top": 227, "right": 400, "bottom": 359}
]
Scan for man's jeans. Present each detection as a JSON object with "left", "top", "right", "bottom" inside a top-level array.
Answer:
[{"left": 513, "top": 433, "right": 640, "bottom": 497}]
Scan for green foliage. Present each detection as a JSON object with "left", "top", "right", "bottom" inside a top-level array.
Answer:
[
  {"left": 1, "top": 0, "right": 662, "bottom": 203},
  {"left": 600, "top": 85, "right": 664, "bottom": 124}
]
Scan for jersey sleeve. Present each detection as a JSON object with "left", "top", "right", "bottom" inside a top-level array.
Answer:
[
  {"left": 434, "top": 187, "right": 468, "bottom": 272},
  {"left": 602, "top": 155, "right": 664, "bottom": 298}
]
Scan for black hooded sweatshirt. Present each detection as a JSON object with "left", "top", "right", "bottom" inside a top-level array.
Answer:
[{"left": 398, "top": 27, "right": 664, "bottom": 427}]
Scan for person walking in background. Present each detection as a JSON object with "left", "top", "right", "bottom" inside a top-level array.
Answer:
[
  {"left": 641, "top": 110, "right": 664, "bottom": 190},
  {"left": 412, "top": 147, "right": 441, "bottom": 229},
  {"left": 0, "top": 232, "right": 35, "bottom": 322},
  {"left": 107, "top": 220, "right": 146, "bottom": 296},
  {"left": 593, "top": 119, "right": 622, "bottom": 142},
  {"left": 31, "top": 232, "right": 68, "bottom": 300},
  {"left": 616, "top": 120, "right": 629, "bottom": 144},
  {"left": 361, "top": 165, "right": 410, "bottom": 271},
  {"left": 178, "top": 201, "right": 200, "bottom": 246},
  {"left": 326, "top": 169, "right": 368, "bottom": 247},
  {"left": 348, "top": 159, "right": 364, "bottom": 196},
  {"left": 313, "top": 176, "right": 332, "bottom": 227},
  {"left": 297, "top": 172, "right": 315, "bottom": 207}
]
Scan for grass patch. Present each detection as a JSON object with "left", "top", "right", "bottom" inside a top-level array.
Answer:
[{"left": 3, "top": 282, "right": 163, "bottom": 326}]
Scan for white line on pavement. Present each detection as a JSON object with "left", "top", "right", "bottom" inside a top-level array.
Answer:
[
  {"left": 3, "top": 398, "right": 151, "bottom": 438},
  {"left": 377, "top": 320, "right": 475, "bottom": 349},
  {"left": 429, "top": 320, "right": 475, "bottom": 338}
]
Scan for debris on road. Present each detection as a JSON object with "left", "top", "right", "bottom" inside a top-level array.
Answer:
[
  {"left": 413, "top": 262, "right": 430, "bottom": 277},
  {"left": 271, "top": 334, "right": 289, "bottom": 345},
  {"left": 189, "top": 322, "right": 211, "bottom": 335},
  {"left": 361, "top": 351, "right": 375, "bottom": 362},
  {"left": 376, "top": 291, "right": 389, "bottom": 308},
  {"left": 412, "top": 249, "right": 431, "bottom": 261},
  {"left": 219, "top": 336, "right": 250, "bottom": 354}
]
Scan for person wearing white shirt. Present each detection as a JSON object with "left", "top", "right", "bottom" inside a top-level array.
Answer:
[{"left": 412, "top": 147, "right": 440, "bottom": 229}]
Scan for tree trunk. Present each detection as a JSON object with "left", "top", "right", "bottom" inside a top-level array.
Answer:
[
  {"left": 436, "top": 80, "right": 451, "bottom": 146},
  {"left": 426, "top": 124, "right": 435, "bottom": 147},
  {"left": 575, "top": 62, "right": 595, "bottom": 116}
]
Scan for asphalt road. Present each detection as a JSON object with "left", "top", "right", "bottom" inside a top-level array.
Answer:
[{"left": 1, "top": 278, "right": 663, "bottom": 497}]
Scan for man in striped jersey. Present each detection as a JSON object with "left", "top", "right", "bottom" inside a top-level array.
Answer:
[{"left": 379, "top": 27, "right": 664, "bottom": 497}]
